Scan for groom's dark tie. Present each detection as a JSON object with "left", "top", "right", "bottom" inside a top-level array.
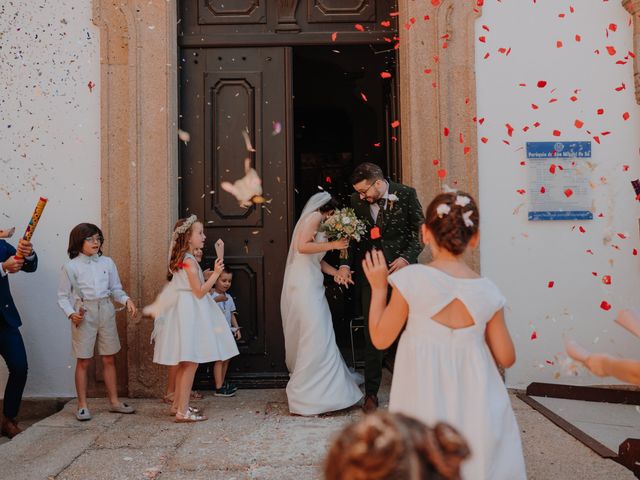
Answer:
[{"left": 375, "top": 198, "right": 386, "bottom": 228}]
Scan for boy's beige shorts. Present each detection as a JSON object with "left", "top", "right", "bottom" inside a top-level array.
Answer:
[{"left": 71, "top": 298, "right": 121, "bottom": 359}]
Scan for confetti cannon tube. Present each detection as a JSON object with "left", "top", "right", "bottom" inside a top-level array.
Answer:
[{"left": 14, "top": 197, "right": 48, "bottom": 259}]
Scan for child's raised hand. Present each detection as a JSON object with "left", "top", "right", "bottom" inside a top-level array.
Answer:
[
  {"left": 213, "top": 257, "right": 224, "bottom": 275},
  {"left": 126, "top": 299, "right": 138, "bottom": 318},
  {"left": 584, "top": 353, "right": 613, "bottom": 377},
  {"left": 363, "top": 249, "right": 389, "bottom": 290}
]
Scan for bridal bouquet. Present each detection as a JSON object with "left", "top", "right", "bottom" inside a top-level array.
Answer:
[{"left": 320, "top": 207, "right": 367, "bottom": 259}]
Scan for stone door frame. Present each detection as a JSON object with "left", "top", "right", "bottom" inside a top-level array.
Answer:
[{"left": 91, "top": 0, "right": 640, "bottom": 396}]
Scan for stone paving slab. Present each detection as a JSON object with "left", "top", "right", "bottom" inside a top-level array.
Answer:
[{"left": 0, "top": 374, "right": 634, "bottom": 480}]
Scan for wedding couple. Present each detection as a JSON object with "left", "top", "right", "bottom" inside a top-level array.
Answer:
[{"left": 281, "top": 162, "right": 424, "bottom": 416}]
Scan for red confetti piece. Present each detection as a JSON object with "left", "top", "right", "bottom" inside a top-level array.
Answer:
[
  {"left": 370, "top": 226, "right": 381, "bottom": 240},
  {"left": 463, "top": 146, "right": 471, "bottom": 155},
  {"left": 597, "top": 108, "right": 604, "bottom": 115},
  {"left": 177, "top": 262, "right": 188, "bottom": 270},
  {"left": 354, "top": 24, "right": 365, "bottom": 32},
  {"left": 615, "top": 82, "right": 626, "bottom": 92},
  {"left": 623, "top": 112, "right": 630, "bottom": 121},
  {"left": 380, "top": 21, "right": 391, "bottom": 27},
  {"left": 617, "top": 233, "right": 627, "bottom": 239},
  {"left": 437, "top": 168, "right": 447, "bottom": 179},
  {"left": 537, "top": 80, "right": 547, "bottom": 88},
  {"left": 533, "top": 122, "right": 541, "bottom": 128},
  {"left": 479, "top": 36, "right": 486, "bottom": 43},
  {"left": 480, "top": 137, "right": 488, "bottom": 144},
  {"left": 602, "top": 275, "right": 611, "bottom": 285},
  {"left": 530, "top": 331, "right": 537, "bottom": 340},
  {"left": 575, "top": 34, "right": 581, "bottom": 42},
  {"left": 570, "top": 95, "right": 578, "bottom": 102},
  {"left": 516, "top": 189, "right": 526, "bottom": 195},
  {"left": 391, "top": 120, "right": 400, "bottom": 128},
  {"left": 531, "top": 104, "right": 539, "bottom": 110},
  {"left": 443, "top": 127, "right": 450, "bottom": 137},
  {"left": 549, "top": 164, "right": 556, "bottom": 174},
  {"left": 553, "top": 130, "right": 561, "bottom": 137},
  {"left": 606, "top": 46, "right": 617, "bottom": 56},
  {"left": 578, "top": 226, "right": 585, "bottom": 233},
  {"left": 482, "top": 25, "right": 490, "bottom": 32},
  {"left": 548, "top": 281, "right": 554, "bottom": 288},
  {"left": 600, "top": 301, "right": 612, "bottom": 311},
  {"left": 623, "top": 164, "right": 629, "bottom": 171},
  {"left": 431, "top": 0, "right": 441, "bottom": 5},
  {"left": 506, "top": 124, "right": 514, "bottom": 137},
  {"left": 608, "top": 23, "right": 617, "bottom": 32},
  {"left": 633, "top": 249, "right": 638, "bottom": 256},
  {"left": 360, "top": 92, "right": 368, "bottom": 102},
  {"left": 556, "top": 40, "right": 563, "bottom": 48},
  {"left": 593, "top": 136, "right": 601, "bottom": 144},
  {"left": 331, "top": 32, "right": 337, "bottom": 42},
  {"left": 586, "top": 249, "right": 594, "bottom": 255},
  {"left": 380, "top": 72, "right": 392, "bottom": 79},
  {"left": 432, "top": 159, "right": 439, "bottom": 165},
  {"left": 592, "top": 271, "right": 598, "bottom": 276},
  {"left": 424, "top": 69, "right": 432, "bottom": 74},
  {"left": 87, "top": 81, "right": 95, "bottom": 92},
  {"left": 540, "top": 186, "right": 546, "bottom": 194},
  {"left": 574, "top": 119, "right": 584, "bottom": 128}
]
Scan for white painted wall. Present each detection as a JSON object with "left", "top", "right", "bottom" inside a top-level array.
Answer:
[
  {"left": 0, "top": 1, "right": 100, "bottom": 397},
  {"left": 476, "top": 0, "right": 640, "bottom": 388}
]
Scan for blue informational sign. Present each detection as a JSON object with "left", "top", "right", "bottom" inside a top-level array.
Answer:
[
  {"left": 526, "top": 141, "right": 593, "bottom": 221},
  {"left": 526, "top": 141, "right": 592, "bottom": 159}
]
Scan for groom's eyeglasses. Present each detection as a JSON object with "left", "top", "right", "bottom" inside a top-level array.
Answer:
[{"left": 357, "top": 182, "right": 377, "bottom": 199}]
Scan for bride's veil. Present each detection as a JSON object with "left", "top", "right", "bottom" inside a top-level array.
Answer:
[{"left": 285, "top": 191, "right": 332, "bottom": 268}]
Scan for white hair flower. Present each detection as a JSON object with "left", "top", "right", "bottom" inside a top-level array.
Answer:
[
  {"left": 455, "top": 195, "right": 471, "bottom": 207},
  {"left": 442, "top": 184, "right": 457, "bottom": 194},
  {"left": 462, "top": 210, "right": 474, "bottom": 228},
  {"left": 436, "top": 203, "right": 451, "bottom": 218}
]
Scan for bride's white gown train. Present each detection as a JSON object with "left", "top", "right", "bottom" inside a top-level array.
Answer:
[{"left": 281, "top": 193, "right": 363, "bottom": 416}]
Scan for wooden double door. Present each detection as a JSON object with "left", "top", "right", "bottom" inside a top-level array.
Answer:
[{"left": 179, "top": 1, "right": 398, "bottom": 387}]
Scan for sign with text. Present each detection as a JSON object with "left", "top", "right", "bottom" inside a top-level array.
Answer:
[{"left": 526, "top": 141, "right": 593, "bottom": 221}]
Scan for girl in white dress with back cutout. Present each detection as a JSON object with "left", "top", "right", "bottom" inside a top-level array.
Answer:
[{"left": 363, "top": 191, "right": 527, "bottom": 480}]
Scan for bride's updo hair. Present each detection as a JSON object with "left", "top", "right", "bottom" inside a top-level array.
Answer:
[
  {"left": 318, "top": 196, "right": 341, "bottom": 214},
  {"left": 424, "top": 191, "right": 479, "bottom": 256},
  {"left": 324, "top": 412, "right": 470, "bottom": 480}
]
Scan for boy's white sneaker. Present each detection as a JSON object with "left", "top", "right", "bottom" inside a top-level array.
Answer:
[{"left": 76, "top": 407, "right": 92, "bottom": 421}]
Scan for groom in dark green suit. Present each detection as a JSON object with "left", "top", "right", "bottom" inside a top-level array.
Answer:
[{"left": 336, "top": 162, "right": 424, "bottom": 413}]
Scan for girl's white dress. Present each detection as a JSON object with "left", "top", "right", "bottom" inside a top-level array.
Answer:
[
  {"left": 149, "top": 253, "right": 239, "bottom": 365},
  {"left": 388, "top": 265, "right": 527, "bottom": 480}
]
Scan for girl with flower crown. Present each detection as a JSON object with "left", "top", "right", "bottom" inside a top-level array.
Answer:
[
  {"left": 145, "top": 215, "right": 239, "bottom": 422},
  {"left": 363, "top": 192, "right": 526, "bottom": 480}
]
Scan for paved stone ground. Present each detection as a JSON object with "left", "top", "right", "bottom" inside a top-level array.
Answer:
[{"left": 0, "top": 373, "right": 633, "bottom": 480}]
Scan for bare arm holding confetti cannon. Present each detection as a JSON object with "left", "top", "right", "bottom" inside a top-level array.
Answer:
[{"left": 565, "top": 308, "right": 640, "bottom": 385}]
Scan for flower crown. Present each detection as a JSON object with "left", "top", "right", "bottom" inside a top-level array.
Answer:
[
  {"left": 436, "top": 195, "right": 475, "bottom": 228},
  {"left": 172, "top": 214, "right": 198, "bottom": 240}
]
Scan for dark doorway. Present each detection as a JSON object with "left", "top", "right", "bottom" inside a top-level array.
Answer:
[{"left": 292, "top": 45, "right": 398, "bottom": 351}]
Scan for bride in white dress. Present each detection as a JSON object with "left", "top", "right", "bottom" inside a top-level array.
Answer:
[{"left": 281, "top": 192, "right": 364, "bottom": 415}]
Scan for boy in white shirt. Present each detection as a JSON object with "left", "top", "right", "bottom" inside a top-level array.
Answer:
[{"left": 211, "top": 267, "right": 240, "bottom": 397}]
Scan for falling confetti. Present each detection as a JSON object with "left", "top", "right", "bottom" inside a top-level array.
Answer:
[
  {"left": 178, "top": 129, "right": 190, "bottom": 143},
  {"left": 221, "top": 158, "right": 264, "bottom": 208},
  {"left": 87, "top": 80, "right": 95, "bottom": 92},
  {"left": 272, "top": 121, "right": 282, "bottom": 136}
]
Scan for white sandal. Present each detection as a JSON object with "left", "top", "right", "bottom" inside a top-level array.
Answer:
[
  {"left": 169, "top": 406, "right": 201, "bottom": 416},
  {"left": 175, "top": 410, "right": 208, "bottom": 423}
]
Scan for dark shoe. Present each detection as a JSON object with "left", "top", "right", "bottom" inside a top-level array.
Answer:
[
  {"left": 224, "top": 381, "right": 238, "bottom": 393},
  {"left": 214, "top": 385, "right": 236, "bottom": 397},
  {"left": 1, "top": 418, "right": 23, "bottom": 439},
  {"left": 362, "top": 394, "right": 379, "bottom": 414}
]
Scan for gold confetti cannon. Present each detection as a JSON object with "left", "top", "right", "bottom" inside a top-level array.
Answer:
[{"left": 14, "top": 197, "right": 48, "bottom": 259}]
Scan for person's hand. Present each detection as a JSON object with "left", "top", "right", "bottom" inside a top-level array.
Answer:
[
  {"left": 213, "top": 257, "right": 224, "bottom": 275},
  {"left": 331, "top": 238, "right": 349, "bottom": 250},
  {"left": 126, "top": 299, "right": 138, "bottom": 318},
  {"left": 388, "top": 257, "right": 409, "bottom": 274},
  {"left": 334, "top": 266, "right": 354, "bottom": 288},
  {"left": 16, "top": 239, "right": 33, "bottom": 258},
  {"left": 234, "top": 328, "right": 242, "bottom": 340},
  {"left": 584, "top": 354, "right": 612, "bottom": 377},
  {"left": 2, "top": 256, "right": 24, "bottom": 273},
  {"left": 363, "top": 249, "right": 389, "bottom": 290},
  {"left": 69, "top": 309, "right": 85, "bottom": 327},
  {"left": 214, "top": 294, "right": 228, "bottom": 303}
]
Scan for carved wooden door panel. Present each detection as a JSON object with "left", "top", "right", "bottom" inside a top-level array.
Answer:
[{"left": 181, "top": 47, "right": 291, "bottom": 386}]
